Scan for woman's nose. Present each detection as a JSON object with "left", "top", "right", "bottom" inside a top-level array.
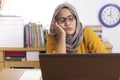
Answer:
[{"left": 64, "top": 20, "right": 71, "bottom": 26}]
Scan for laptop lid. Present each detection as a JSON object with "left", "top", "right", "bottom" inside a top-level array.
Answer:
[{"left": 39, "top": 54, "right": 120, "bottom": 80}]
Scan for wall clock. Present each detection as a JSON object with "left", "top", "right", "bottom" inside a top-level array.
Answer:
[{"left": 99, "top": 3, "right": 120, "bottom": 28}]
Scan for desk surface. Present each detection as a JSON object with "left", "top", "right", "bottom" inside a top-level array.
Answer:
[
  {"left": 0, "top": 69, "right": 42, "bottom": 80},
  {"left": 103, "top": 40, "right": 113, "bottom": 48}
]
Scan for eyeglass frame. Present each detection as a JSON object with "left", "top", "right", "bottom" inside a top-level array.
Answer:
[{"left": 55, "top": 14, "right": 76, "bottom": 24}]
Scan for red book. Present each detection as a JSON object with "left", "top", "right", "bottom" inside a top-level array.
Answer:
[{"left": 5, "top": 51, "right": 26, "bottom": 57}]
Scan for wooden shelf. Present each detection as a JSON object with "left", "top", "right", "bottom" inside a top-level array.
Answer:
[
  {"left": 0, "top": 47, "right": 46, "bottom": 70},
  {"left": 5, "top": 61, "right": 40, "bottom": 69},
  {"left": 0, "top": 63, "right": 4, "bottom": 71},
  {"left": 0, "top": 47, "right": 46, "bottom": 51}
]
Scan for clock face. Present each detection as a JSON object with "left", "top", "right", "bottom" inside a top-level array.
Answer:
[{"left": 99, "top": 3, "right": 120, "bottom": 27}]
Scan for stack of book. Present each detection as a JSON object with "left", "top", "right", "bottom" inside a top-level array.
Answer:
[
  {"left": 24, "top": 22, "right": 47, "bottom": 48},
  {"left": 5, "top": 51, "right": 26, "bottom": 61}
]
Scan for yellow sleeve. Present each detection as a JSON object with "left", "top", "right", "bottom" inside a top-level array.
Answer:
[
  {"left": 46, "top": 34, "right": 59, "bottom": 54},
  {"left": 84, "top": 28, "right": 108, "bottom": 53}
]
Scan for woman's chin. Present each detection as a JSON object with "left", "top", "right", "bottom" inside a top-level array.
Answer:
[{"left": 66, "top": 32, "right": 74, "bottom": 36}]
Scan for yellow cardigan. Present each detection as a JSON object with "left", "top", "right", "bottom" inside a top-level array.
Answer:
[{"left": 46, "top": 28, "right": 108, "bottom": 54}]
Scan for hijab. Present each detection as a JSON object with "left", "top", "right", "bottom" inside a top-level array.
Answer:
[{"left": 50, "top": 3, "right": 83, "bottom": 53}]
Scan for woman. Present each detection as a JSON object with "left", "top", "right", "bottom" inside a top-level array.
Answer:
[{"left": 46, "top": 3, "right": 108, "bottom": 54}]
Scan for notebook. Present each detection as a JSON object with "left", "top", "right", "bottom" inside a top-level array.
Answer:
[{"left": 39, "top": 54, "right": 120, "bottom": 80}]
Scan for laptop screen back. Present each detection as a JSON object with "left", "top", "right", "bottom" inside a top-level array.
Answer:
[{"left": 39, "top": 54, "right": 120, "bottom": 80}]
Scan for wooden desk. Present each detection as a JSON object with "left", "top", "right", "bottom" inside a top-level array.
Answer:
[
  {"left": 102, "top": 40, "right": 113, "bottom": 53},
  {"left": 0, "top": 69, "right": 42, "bottom": 80}
]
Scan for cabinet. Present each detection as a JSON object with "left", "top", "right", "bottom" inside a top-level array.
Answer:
[
  {"left": 0, "top": 51, "right": 4, "bottom": 71},
  {"left": 0, "top": 47, "right": 45, "bottom": 70}
]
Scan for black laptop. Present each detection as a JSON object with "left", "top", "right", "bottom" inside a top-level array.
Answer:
[{"left": 39, "top": 54, "right": 120, "bottom": 80}]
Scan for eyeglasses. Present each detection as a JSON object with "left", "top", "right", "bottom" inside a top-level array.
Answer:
[{"left": 56, "top": 15, "right": 75, "bottom": 24}]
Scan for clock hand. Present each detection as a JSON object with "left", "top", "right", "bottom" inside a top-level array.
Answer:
[
  {"left": 108, "top": 10, "right": 111, "bottom": 16},
  {"left": 110, "top": 10, "right": 112, "bottom": 16}
]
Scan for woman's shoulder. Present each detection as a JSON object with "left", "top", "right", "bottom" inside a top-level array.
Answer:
[
  {"left": 47, "top": 33, "right": 57, "bottom": 42},
  {"left": 83, "top": 27, "right": 100, "bottom": 42},
  {"left": 83, "top": 27, "right": 95, "bottom": 36},
  {"left": 83, "top": 27, "right": 103, "bottom": 46},
  {"left": 47, "top": 33, "right": 55, "bottom": 39},
  {"left": 84, "top": 27, "right": 94, "bottom": 33}
]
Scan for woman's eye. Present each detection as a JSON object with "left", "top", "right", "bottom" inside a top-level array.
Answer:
[
  {"left": 59, "top": 18, "right": 65, "bottom": 22},
  {"left": 68, "top": 17, "right": 74, "bottom": 21},
  {"left": 60, "top": 19, "right": 64, "bottom": 22}
]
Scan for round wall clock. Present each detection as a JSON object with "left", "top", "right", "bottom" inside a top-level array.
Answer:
[{"left": 99, "top": 3, "right": 120, "bottom": 28}]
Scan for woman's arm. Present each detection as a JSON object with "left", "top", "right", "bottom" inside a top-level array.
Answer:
[
  {"left": 47, "top": 22, "right": 66, "bottom": 54},
  {"left": 53, "top": 22, "right": 66, "bottom": 53},
  {"left": 84, "top": 28, "right": 108, "bottom": 53}
]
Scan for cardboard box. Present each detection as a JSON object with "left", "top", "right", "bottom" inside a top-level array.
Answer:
[{"left": 0, "top": 16, "right": 24, "bottom": 47}]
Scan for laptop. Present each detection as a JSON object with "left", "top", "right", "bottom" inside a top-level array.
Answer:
[{"left": 39, "top": 54, "right": 120, "bottom": 80}]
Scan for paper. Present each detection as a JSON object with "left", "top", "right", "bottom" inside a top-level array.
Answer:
[
  {"left": 26, "top": 51, "right": 39, "bottom": 61},
  {"left": 19, "top": 69, "right": 41, "bottom": 80}
]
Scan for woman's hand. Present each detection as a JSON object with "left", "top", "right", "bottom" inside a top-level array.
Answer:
[
  {"left": 52, "top": 22, "right": 66, "bottom": 37},
  {"left": 52, "top": 21, "right": 66, "bottom": 53}
]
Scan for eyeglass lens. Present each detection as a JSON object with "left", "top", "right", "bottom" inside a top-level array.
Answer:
[{"left": 56, "top": 15, "right": 75, "bottom": 24}]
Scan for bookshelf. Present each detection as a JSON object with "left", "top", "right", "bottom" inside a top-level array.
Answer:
[
  {"left": 0, "top": 40, "right": 113, "bottom": 71},
  {"left": 0, "top": 16, "right": 47, "bottom": 70},
  {"left": 0, "top": 47, "right": 46, "bottom": 71}
]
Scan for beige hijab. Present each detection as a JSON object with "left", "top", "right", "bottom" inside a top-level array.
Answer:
[{"left": 50, "top": 3, "right": 83, "bottom": 53}]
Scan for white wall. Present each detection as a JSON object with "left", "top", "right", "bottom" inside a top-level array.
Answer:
[
  {"left": 0, "top": 0, "right": 120, "bottom": 53},
  {"left": 0, "top": 0, "right": 65, "bottom": 24},
  {"left": 70, "top": 0, "right": 120, "bottom": 53}
]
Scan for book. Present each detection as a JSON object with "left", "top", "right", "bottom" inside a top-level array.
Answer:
[
  {"left": 24, "top": 22, "right": 47, "bottom": 48},
  {"left": 5, "top": 51, "right": 26, "bottom": 57},
  {"left": 5, "top": 57, "right": 26, "bottom": 61}
]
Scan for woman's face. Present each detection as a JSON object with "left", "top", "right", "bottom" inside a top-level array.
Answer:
[{"left": 56, "top": 8, "right": 76, "bottom": 35}]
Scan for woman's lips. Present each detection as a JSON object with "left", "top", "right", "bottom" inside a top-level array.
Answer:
[{"left": 64, "top": 27, "right": 73, "bottom": 31}]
